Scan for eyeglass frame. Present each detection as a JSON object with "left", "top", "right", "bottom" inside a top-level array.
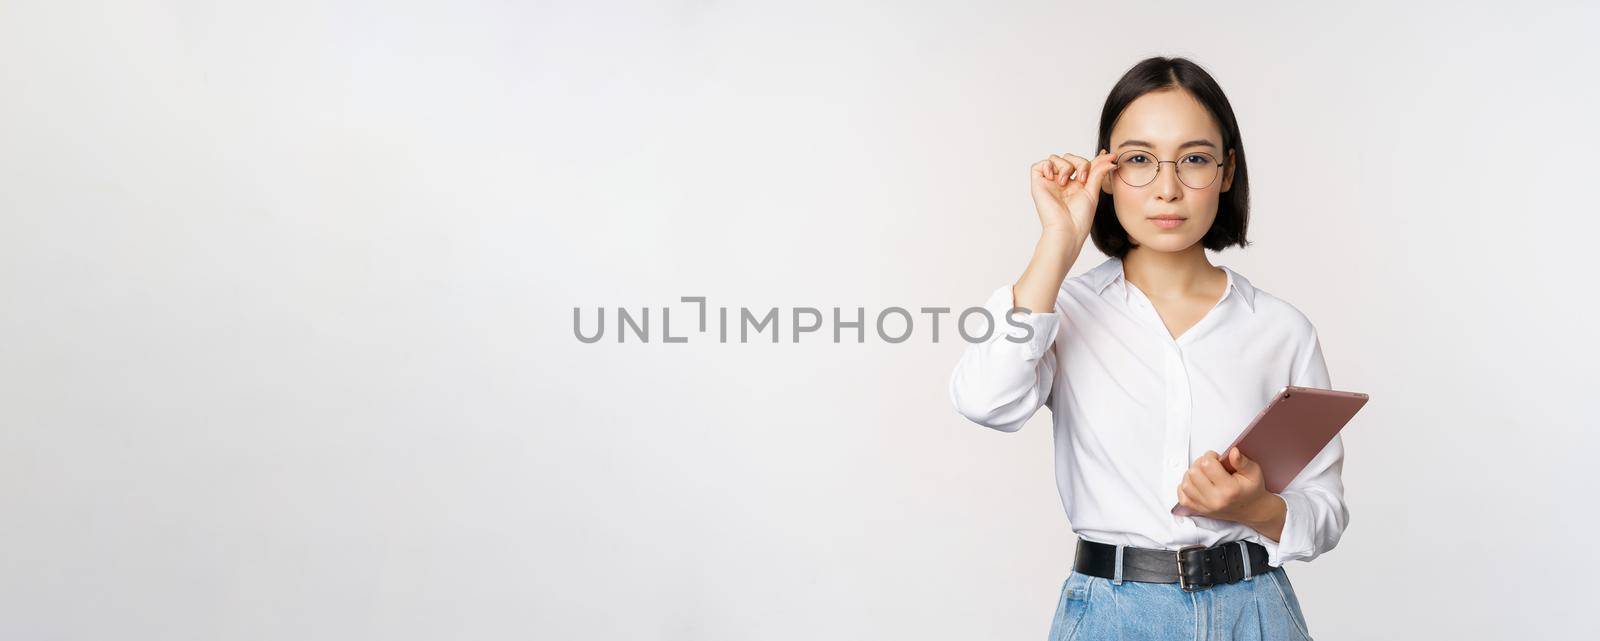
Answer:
[{"left": 1110, "top": 149, "right": 1228, "bottom": 190}]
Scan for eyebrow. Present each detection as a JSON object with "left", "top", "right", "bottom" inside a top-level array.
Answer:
[{"left": 1115, "top": 139, "right": 1218, "bottom": 151}]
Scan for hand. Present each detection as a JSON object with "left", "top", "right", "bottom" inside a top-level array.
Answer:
[
  {"left": 1029, "top": 150, "right": 1116, "bottom": 246},
  {"left": 1176, "top": 447, "right": 1280, "bottom": 529}
]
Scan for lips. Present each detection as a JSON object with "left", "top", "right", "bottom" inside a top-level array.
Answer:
[{"left": 1148, "top": 215, "right": 1186, "bottom": 230}]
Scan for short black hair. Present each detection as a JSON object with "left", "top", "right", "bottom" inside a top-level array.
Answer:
[{"left": 1090, "top": 57, "right": 1251, "bottom": 258}]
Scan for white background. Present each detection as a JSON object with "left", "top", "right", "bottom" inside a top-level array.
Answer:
[{"left": 3, "top": 1, "right": 1597, "bottom": 639}]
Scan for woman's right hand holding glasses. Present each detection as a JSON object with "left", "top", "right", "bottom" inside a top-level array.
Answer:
[
  {"left": 1010, "top": 149, "right": 1117, "bottom": 314},
  {"left": 1030, "top": 150, "right": 1117, "bottom": 249}
]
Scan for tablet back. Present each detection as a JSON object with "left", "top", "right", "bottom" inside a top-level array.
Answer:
[
  {"left": 1227, "top": 386, "right": 1368, "bottom": 492},
  {"left": 1171, "top": 385, "right": 1368, "bottom": 517}
]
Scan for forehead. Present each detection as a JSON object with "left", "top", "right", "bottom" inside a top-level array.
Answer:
[{"left": 1110, "top": 89, "right": 1222, "bottom": 148}]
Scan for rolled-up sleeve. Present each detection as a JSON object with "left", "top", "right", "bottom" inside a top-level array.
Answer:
[
  {"left": 1257, "top": 328, "right": 1352, "bottom": 566},
  {"left": 947, "top": 284, "right": 1062, "bottom": 433}
]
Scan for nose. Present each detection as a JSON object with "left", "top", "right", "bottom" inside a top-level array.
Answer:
[{"left": 1153, "top": 161, "right": 1183, "bottom": 202}]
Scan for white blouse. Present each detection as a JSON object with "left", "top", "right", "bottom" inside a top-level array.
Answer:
[{"left": 948, "top": 256, "right": 1348, "bottom": 568}]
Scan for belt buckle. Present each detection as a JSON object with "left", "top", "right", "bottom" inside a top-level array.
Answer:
[{"left": 1176, "top": 544, "right": 1211, "bottom": 592}]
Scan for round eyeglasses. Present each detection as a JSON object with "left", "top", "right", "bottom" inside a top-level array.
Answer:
[{"left": 1113, "top": 149, "right": 1225, "bottom": 189}]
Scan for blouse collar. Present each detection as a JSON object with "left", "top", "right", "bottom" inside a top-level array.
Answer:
[{"left": 1082, "top": 256, "right": 1257, "bottom": 314}]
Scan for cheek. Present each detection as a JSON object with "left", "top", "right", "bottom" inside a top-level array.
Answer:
[
  {"left": 1185, "top": 192, "right": 1222, "bottom": 225},
  {"left": 1109, "top": 189, "right": 1140, "bottom": 222}
]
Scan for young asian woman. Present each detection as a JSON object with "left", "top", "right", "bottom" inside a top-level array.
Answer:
[{"left": 949, "top": 56, "right": 1344, "bottom": 641}]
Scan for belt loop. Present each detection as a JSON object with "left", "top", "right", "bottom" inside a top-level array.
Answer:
[
  {"left": 1238, "top": 541, "right": 1253, "bottom": 581},
  {"left": 1112, "top": 544, "right": 1125, "bottom": 585}
]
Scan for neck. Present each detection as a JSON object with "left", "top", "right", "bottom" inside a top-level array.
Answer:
[{"left": 1121, "top": 244, "right": 1219, "bottom": 299}]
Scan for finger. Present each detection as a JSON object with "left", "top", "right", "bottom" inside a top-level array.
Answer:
[
  {"left": 1033, "top": 159, "right": 1052, "bottom": 181},
  {"left": 1057, "top": 155, "right": 1076, "bottom": 186},
  {"left": 1177, "top": 483, "right": 1202, "bottom": 512},
  {"left": 1229, "top": 447, "right": 1259, "bottom": 475},
  {"left": 1060, "top": 154, "right": 1089, "bottom": 182},
  {"left": 1218, "top": 446, "right": 1238, "bottom": 474},
  {"left": 1048, "top": 155, "right": 1071, "bottom": 185},
  {"left": 1185, "top": 466, "right": 1217, "bottom": 495},
  {"left": 1197, "top": 451, "right": 1232, "bottom": 485},
  {"left": 1040, "top": 159, "right": 1061, "bottom": 183},
  {"left": 1086, "top": 149, "right": 1114, "bottom": 191}
]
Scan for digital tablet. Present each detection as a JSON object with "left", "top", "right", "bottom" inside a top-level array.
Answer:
[{"left": 1171, "top": 385, "right": 1369, "bottom": 517}]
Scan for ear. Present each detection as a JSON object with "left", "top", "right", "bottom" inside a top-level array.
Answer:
[{"left": 1221, "top": 149, "right": 1236, "bottom": 193}]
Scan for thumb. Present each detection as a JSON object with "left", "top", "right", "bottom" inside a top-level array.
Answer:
[
  {"left": 1086, "top": 149, "right": 1114, "bottom": 194},
  {"left": 1229, "top": 447, "right": 1256, "bottom": 473}
]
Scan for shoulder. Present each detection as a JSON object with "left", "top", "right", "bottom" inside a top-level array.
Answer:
[{"left": 1234, "top": 270, "right": 1318, "bottom": 342}]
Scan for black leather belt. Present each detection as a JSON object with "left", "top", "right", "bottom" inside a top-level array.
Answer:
[{"left": 1073, "top": 537, "right": 1271, "bottom": 592}]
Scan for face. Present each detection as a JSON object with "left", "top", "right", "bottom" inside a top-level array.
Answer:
[{"left": 1101, "top": 88, "right": 1236, "bottom": 253}]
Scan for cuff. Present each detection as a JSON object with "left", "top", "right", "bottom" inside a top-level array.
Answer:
[
  {"left": 983, "top": 285, "right": 1062, "bottom": 362},
  {"left": 1258, "top": 491, "right": 1310, "bottom": 567}
]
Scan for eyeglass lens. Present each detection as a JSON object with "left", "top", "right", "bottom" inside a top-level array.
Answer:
[{"left": 1114, "top": 150, "right": 1221, "bottom": 189}]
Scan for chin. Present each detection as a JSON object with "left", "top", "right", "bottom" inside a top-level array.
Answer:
[{"left": 1127, "top": 233, "right": 1206, "bottom": 253}]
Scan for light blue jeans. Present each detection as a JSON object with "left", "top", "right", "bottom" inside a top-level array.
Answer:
[{"left": 1048, "top": 563, "right": 1315, "bottom": 641}]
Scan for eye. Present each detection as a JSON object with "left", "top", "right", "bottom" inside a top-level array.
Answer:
[
  {"left": 1182, "top": 154, "right": 1214, "bottom": 165},
  {"left": 1124, "top": 153, "right": 1152, "bottom": 164}
]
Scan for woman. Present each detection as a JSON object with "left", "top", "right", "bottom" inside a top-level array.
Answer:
[{"left": 948, "top": 57, "right": 1347, "bottom": 641}]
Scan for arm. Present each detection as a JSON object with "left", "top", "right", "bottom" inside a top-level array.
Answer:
[
  {"left": 1013, "top": 228, "right": 1082, "bottom": 313},
  {"left": 947, "top": 280, "right": 1064, "bottom": 433},
  {"left": 948, "top": 152, "right": 1113, "bottom": 431},
  {"left": 1254, "top": 329, "right": 1351, "bottom": 566}
]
